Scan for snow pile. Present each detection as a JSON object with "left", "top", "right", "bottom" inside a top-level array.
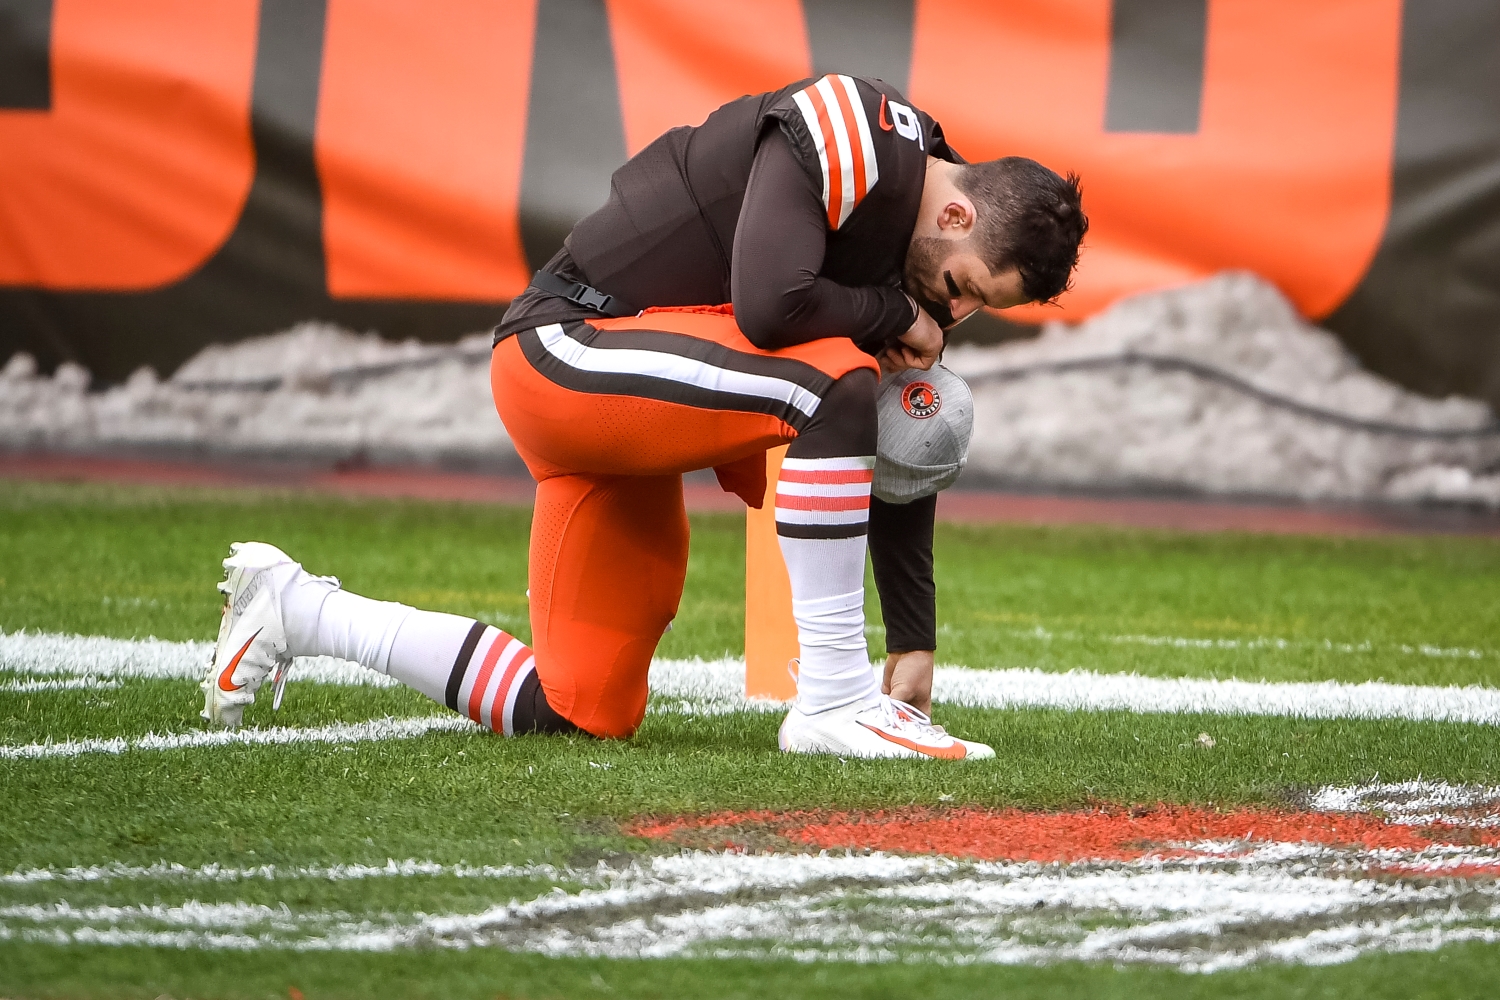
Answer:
[
  {"left": 3, "top": 274, "right": 1499, "bottom": 504},
  {"left": 171, "top": 322, "right": 443, "bottom": 385},
  {"left": 0, "top": 323, "right": 509, "bottom": 464},
  {"left": 945, "top": 272, "right": 1500, "bottom": 505}
]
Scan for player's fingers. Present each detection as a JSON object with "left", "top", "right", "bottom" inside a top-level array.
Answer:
[{"left": 887, "top": 670, "right": 932, "bottom": 716}]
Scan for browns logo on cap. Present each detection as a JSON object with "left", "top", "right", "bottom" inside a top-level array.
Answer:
[{"left": 901, "top": 381, "right": 941, "bottom": 419}]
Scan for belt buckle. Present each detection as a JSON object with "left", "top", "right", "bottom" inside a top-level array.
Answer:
[{"left": 572, "top": 284, "right": 613, "bottom": 312}]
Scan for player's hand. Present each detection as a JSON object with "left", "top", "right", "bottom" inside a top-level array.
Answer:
[
  {"left": 881, "top": 307, "right": 943, "bottom": 374},
  {"left": 882, "top": 649, "right": 934, "bottom": 716}
]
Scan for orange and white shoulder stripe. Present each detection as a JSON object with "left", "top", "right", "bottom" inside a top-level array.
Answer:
[{"left": 791, "top": 75, "right": 880, "bottom": 230}]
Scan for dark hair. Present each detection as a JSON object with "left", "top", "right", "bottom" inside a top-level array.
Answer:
[{"left": 952, "top": 157, "right": 1087, "bottom": 303}]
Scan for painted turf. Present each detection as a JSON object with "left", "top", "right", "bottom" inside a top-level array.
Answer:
[
  {"left": 7, "top": 630, "right": 1500, "bottom": 729},
  {"left": 6, "top": 630, "right": 1500, "bottom": 970},
  {"left": 5, "top": 836, "right": 1500, "bottom": 971}
]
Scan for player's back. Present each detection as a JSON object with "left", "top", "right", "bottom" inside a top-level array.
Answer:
[
  {"left": 565, "top": 87, "right": 788, "bottom": 309},
  {"left": 495, "top": 75, "right": 955, "bottom": 345}
]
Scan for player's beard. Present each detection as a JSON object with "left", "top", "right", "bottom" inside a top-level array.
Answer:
[{"left": 903, "top": 236, "right": 956, "bottom": 328}]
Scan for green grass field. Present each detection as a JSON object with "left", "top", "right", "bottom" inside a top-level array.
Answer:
[{"left": 2, "top": 479, "right": 1499, "bottom": 998}]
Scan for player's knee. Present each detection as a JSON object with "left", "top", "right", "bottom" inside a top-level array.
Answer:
[
  {"left": 790, "top": 368, "right": 878, "bottom": 458},
  {"left": 511, "top": 671, "right": 586, "bottom": 737}
]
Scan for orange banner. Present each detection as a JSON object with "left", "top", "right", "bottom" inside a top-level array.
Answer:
[
  {"left": 0, "top": 0, "right": 257, "bottom": 289},
  {"left": 2, "top": 1, "right": 1491, "bottom": 407},
  {"left": 316, "top": 0, "right": 536, "bottom": 301},
  {"left": 911, "top": 0, "right": 1401, "bottom": 322}
]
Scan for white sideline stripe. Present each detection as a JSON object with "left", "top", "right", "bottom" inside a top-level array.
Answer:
[
  {"left": 14, "top": 625, "right": 1478, "bottom": 684},
  {"left": 0, "top": 715, "right": 477, "bottom": 760},
  {"left": 536, "top": 323, "right": 822, "bottom": 418},
  {"left": 934, "top": 667, "right": 1500, "bottom": 727},
  {"left": 1, "top": 676, "right": 118, "bottom": 693},
  {"left": 8, "top": 632, "right": 1500, "bottom": 727},
  {"left": 0, "top": 630, "right": 397, "bottom": 685},
  {"left": 645, "top": 658, "right": 1500, "bottom": 726},
  {"left": 4, "top": 850, "right": 1500, "bottom": 970}
]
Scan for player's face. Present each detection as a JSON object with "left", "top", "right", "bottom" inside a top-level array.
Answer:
[
  {"left": 905, "top": 238, "right": 1028, "bottom": 329},
  {"left": 942, "top": 252, "right": 1029, "bottom": 324}
]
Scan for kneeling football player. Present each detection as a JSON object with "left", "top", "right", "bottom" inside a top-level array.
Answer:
[{"left": 200, "top": 75, "right": 1085, "bottom": 759}]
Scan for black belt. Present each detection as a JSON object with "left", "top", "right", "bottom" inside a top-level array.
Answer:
[{"left": 529, "top": 270, "right": 637, "bottom": 318}]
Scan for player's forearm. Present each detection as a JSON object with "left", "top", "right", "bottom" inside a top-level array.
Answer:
[
  {"left": 738, "top": 273, "right": 912, "bottom": 351},
  {"left": 731, "top": 129, "right": 915, "bottom": 350}
]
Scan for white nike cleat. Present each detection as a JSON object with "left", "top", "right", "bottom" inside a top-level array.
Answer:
[
  {"left": 199, "top": 541, "right": 330, "bottom": 729},
  {"left": 778, "top": 694, "right": 995, "bottom": 760}
]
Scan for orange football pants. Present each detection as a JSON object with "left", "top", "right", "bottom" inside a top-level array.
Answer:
[{"left": 491, "top": 306, "right": 876, "bottom": 738}]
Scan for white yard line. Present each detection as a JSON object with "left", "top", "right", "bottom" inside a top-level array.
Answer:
[
  {"left": 648, "top": 658, "right": 1500, "bottom": 726},
  {"left": 1110, "top": 633, "right": 1492, "bottom": 661},
  {"left": 928, "top": 666, "right": 1500, "bottom": 726},
  {"left": 2, "top": 859, "right": 566, "bottom": 886},
  {"left": 0, "top": 676, "right": 118, "bottom": 693},
  {"left": 0, "top": 630, "right": 397, "bottom": 686},
  {"left": 1005, "top": 624, "right": 1494, "bottom": 661},
  {"left": 7, "top": 631, "right": 1500, "bottom": 732},
  {"left": 868, "top": 623, "right": 1497, "bottom": 662},
  {"left": 1308, "top": 780, "right": 1500, "bottom": 828},
  {"left": 3, "top": 850, "right": 1499, "bottom": 970},
  {"left": 0, "top": 715, "right": 476, "bottom": 761}
]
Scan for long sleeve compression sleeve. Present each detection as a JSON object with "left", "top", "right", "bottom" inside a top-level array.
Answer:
[
  {"left": 868, "top": 493, "right": 938, "bottom": 653},
  {"left": 731, "top": 129, "right": 916, "bottom": 351}
]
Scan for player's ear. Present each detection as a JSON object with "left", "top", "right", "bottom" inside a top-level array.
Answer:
[{"left": 940, "top": 198, "right": 975, "bottom": 235}]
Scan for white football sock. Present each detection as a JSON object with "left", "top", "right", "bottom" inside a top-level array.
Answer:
[
  {"left": 775, "top": 455, "right": 880, "bottom": 713},
  {"left": 279, "top": 570, "right": 536, "bottom": 732}
]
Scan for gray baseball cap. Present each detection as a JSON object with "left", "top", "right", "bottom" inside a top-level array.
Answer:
[{"left": 873, "top": 364, "right": 974, "bottom": 504}]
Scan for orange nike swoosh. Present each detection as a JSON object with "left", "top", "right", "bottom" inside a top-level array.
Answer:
[
  {"left": 217, "top": 629, "right": 262, "bottom": 692},
  {"left": 878, "top": 94, "right": 894, "bottom": 131},
  {"left": 860, "top": 722, "right": 967, "bottom": 759}
]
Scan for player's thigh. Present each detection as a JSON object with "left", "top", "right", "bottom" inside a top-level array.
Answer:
[
  {"left": 492, "top": 312, "right": 873, "bottom": 478},
  {"left": 526, "top": 473, "right": 688, "bottom": 739}
]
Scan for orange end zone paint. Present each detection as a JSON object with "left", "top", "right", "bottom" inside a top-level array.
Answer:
[{"left": 627, "top": 805, "right": 1500, "bottom": 863}]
